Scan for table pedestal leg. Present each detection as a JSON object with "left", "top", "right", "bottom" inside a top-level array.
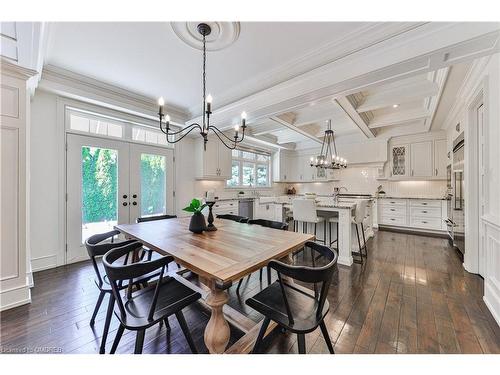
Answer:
[{"left": 204, "top": 283, "right": 230, "bottom": 354}]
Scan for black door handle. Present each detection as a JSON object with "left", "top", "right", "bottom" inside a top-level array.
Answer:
[
  {"left": 132, "top": 194, "right": 137, "bottom": 198},
  {"left": 123, "top": 194, "right": 128, "bottom": 199},
  {"left": 123, "top": 202, "right": 128, "bottom": 206},
  {"left": 132, "top": 202, "right": 137, "bottom": 206}
]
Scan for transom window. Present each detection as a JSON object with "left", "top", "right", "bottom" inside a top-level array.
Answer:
[{"left": 227, "top": 149, "right": 271, "bottom": 188}]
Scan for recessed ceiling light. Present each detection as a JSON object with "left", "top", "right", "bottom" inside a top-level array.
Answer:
[{"left": 393, "top": 104, "right": 399, "bottom": 108}]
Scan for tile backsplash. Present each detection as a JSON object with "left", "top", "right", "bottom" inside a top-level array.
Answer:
[{"left": 283, "top": 167, "right": 447, "bottom": 198}]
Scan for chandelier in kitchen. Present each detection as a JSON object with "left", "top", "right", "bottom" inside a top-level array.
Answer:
[
  {"left": 157, "top": 23, "right": 246, "bottom": 150},
  {"left": 310, "top": 119, "right": 347, "bottom": 169}
]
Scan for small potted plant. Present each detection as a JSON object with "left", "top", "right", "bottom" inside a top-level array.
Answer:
[{"left": 183, "top": 198, "right": 207, "bottom": 233}]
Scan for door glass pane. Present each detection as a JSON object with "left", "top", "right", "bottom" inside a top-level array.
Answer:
[
  {"left": 140, "top": 153, "right": 166, "bottom": 217},
  {"left": 81, "top": 146, "right": 118, "bottom": 243},
  {"left": 242, "top": 162, "right": 255, "bottom": 186}
]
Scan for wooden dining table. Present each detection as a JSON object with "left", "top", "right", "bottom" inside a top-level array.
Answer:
[{"left": 115, "top": 217, "right": 314, "bottom": 354}]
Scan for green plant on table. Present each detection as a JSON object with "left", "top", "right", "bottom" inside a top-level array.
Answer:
[{"left": 182, "top": 198, "right": 207, "bottom": 214}]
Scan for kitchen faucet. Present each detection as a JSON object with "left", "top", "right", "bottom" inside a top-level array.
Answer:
[{"left": 333, "top": 186, "right": 348, "bottom": 203}]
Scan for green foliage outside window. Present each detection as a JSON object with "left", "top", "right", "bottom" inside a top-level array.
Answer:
[{"left": 140, "top": 154, "right": 166, "bottom": 216}]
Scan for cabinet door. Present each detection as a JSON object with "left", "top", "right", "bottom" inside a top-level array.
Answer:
[
  {"left": 391, "top": 144, "right": 409, "bottom": 177},
  {"left": 202, "top": 138, "right": 220, "bottom": 177},
  {"left": 434, "top": 139, "right": 447, "bottom": 178},
  {"left": 217, "top": 143, "right": 232, "bottom": 179},
  {"left": 287, "top": 156, "right": 299, "bottom": 182},
  {"left": 410, "top": 141, "right": 433, "bottom": 177}
]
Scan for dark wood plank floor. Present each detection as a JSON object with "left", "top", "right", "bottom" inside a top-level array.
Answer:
[{"left": 1, "top": 230, "right": 499, "bottom": 354}]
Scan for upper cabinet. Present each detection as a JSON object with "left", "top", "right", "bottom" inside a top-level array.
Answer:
[
  {"left": 273, "top": 150, "right": 338, "bottom": 182},
  {"left": 390, "top": 137, "right": 447, "bottom": 180},
  {"left": 195, "top": 136, "right": 232, "bottom": 180},
  {"left": 434, "top": 139, "right": 447, "bottom": 178},
  {"left": 410, "top": 141, "right": 433, "bottom": 177}
]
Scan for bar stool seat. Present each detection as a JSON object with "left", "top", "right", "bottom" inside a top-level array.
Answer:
[{"left": 292, "top": 199, "right": 326, "bottom": 245}]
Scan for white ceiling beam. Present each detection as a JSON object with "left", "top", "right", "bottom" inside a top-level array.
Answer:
[
  {"left": 425, "top": 67, "right": 449, "bottom": 131},
  {"left": 188, "top": 24, "right": 500, "bottom": 131},
  {"left": 356, "top": 80, "right": 439, "bottom": 112},
  {"left": 269, "top": 115, "right": 323, "bottom": 144},
  {"left": 243, "top": 134, "right": 296, "bottom": 150},
  {"left": 368, "top": 109, "right": 431, "bottom": 129},
  {"left": 335, "top": 97, "right": 376, "bottom": 139},
  {"left": 251, "top": 121, "right": 286, "bottom": 136}
]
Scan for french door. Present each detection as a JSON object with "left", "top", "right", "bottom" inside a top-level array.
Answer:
[{"left": 66, "top": 134, "right": 174, "bottom": 264}]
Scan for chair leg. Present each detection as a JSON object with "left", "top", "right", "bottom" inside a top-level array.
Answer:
[
  {"left": 297, "top": 333, "right": 306, "bottom": 354},
  {"left": 99, "top": 295, "right": 115, "bottom": 354},
  {"left": 252, "top": 317, "right": 271, "bottom": 354},
  {"left": 164, "top": 316, "right": 171, "bottom": 331},
  {"left": 361, "top": 223, "right": 367, "bottom": 257},
  {"left": 319, "top": 321, "right": 335, "bottom": 354},
  {"left": 134, "top": 330, "right": 145, "bottom": 354},
  {"left": 259, "top": 268, "right": 263, "bottom": 281},
  {"left": 267, "top": 267, "right": 271, "bottom": 285},
  {"left": 175, "top": 311, "right": 198, "bottom": 354},
  {"left": 90, "top": 290, "right": 105, "bottom": 326},
  {"left": 236, "top": 278, "right": 243, "bottom": 294},
  {"left": 355, "top": 224, "right": 364, "bottom": 264},
  {"left": 110, "top": 324, "right": 125, "bottom": 354},
  {"left": 324, "top": 222, "right": 326, "bottom": 244}
]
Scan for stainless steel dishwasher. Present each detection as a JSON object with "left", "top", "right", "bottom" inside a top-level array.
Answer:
[{"left": 238, "top": 198, "right": 254, "bottom": 219}]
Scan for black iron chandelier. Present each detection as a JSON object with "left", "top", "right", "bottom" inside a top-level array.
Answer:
[
  {"left": 157, "top": 23, "right": 246, "bottom": 150},
  {"left": 310, "top": 119, "right": 347, "bottom": 169}
]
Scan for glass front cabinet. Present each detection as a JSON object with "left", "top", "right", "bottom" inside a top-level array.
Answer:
[{"left": 390, "top": 144, "right": 410, "bottom": 178}]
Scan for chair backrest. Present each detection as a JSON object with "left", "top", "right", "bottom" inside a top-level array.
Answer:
[
  {"left": 103, "top": 241, "right": 174, "bottom": 321},
  {"left": 353, "top": 200, "right": 369, "bottom": 224},
  {"left": 268, "top": 241, "right": 338, "bottom": 324},
  {"left": 247, "top": 219, "right": 288, "bottom": 231},
  {"left": 136, "top": 214, "right": 177, "bottom": 223},
  {"left": 216, "top": 214, "right": 249, "bottom": 223},
  {"left": 85, "top": 230, "right": 137, "bottom": 286},
  {"left": 292, "top": 199, "right": 318, "bottom": 223}
]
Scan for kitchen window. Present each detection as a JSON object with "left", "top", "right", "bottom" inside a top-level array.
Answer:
[{"left": 227, "top": 149, "right": 271, "bottom": 188}]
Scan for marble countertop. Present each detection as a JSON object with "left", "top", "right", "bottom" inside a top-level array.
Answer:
[{"left": 377, "top": 196, "right": 446, "bottom": 200}]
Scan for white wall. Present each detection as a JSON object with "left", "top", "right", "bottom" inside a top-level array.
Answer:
[
  {"left": 443, "top": 53, "right": 500, "bottom": 326},
  {"left": 30, "top": 90, "right": 62, "bottom": 271}
]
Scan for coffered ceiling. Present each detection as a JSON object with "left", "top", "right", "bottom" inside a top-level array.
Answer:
[{"left": 5, "top": 21, "right": 498, "bottom": 151}]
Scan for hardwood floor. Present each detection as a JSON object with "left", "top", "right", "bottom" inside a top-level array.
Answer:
[{"left": 1, "top": 230, "right": 499, "bottom": 354}]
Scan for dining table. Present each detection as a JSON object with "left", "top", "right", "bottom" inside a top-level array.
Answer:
[{"left": 114, "top": 216, "right": 314, "bottom": 354}]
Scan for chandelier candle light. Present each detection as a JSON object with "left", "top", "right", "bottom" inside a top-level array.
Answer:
[
  {"left": 157, "top": 23, "right": 247, "bottom": 150},
  {"left": 310, "top": 119, "right": 347, "bottom": 169}
]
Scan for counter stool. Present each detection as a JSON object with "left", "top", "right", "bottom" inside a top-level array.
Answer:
[
  {"left": 352, "top": 200, "right": 369, "bottom": 264},
  {"left": 292, "top": 199, "right": 326, "bottom": 245},
  {"left": 328, "top": 215, "right": 339, "bottom": 248}
]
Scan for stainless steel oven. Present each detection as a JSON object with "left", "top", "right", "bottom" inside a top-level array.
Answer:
[{"left": 452, "top": 133, "right": 465, "bottom": 255}]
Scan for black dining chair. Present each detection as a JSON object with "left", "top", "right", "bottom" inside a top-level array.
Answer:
[
  {"left": 246, "top": 241, "right": 338, "bottom": 354},
  {"left": 85, "top": 230, "right": 156, "bottom": 354},
  {"left": 216, "top": 214, "right": 249, "bottom": 223},
  {"left": 103, "top": 241, "right": 201, "bottom": 354},
  {"left": 236, "top": 219, "right": 289, "bottom": 294},
  {"left": 136, "top": 214, "right": 180, "bottom": 268}
]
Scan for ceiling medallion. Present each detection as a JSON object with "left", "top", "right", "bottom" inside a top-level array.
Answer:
[
  {"left": 170, "top": 21, "right": 240, "bottom": 51},
  {"left": 310, "top": 120, "right": 347, "bottom": 169},
  {"left": 158, "top": 23, "right": 247, "bottom": 150}
]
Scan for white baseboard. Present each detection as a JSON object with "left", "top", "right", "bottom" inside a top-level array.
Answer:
[
  {"left": 484, "top": 279, "right": 500, "bottom": 327},
  {"left": 31, "top": 254, "right": 58, "bottom": 272},
  {"left": 0, "top": 284, "right": 31, "bottom": 311}
]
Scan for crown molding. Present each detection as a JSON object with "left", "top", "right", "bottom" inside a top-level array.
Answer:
[
  {"left": 0, "top": 57, "right": 38, "bottom": 80},
  {"left": 188, "top": 24, "right": 500, "bottom": 133},
  {"left": 39, "top": 64, "right": 189, "bottom": 124}
]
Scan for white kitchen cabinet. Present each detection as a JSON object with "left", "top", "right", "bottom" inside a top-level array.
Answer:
[
  {"left": 390, "top": 144, "right": 410, "bottom": 178},
  {"left": 272, "top": 150, "right": 290, "bottom": 182},
  {"left": 410, "top": 141, "right": 433, "bottom": 177},
  {"left": 195, "top": 136, "right": 232, "bottom": 180},
  {"left": 434, "top": 139, "right": 447, "bottom": 178}
]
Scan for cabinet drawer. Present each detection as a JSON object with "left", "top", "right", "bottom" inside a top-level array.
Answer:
[
  {"left": 410, "top": 217, "right": 442, "bottom": 229},
  {"left": 379, "top": 215, "right": 408, "bottom": 226},
  {"left": 214, "top": 207, "right": 237, "bottom": 215},
  {"left": 214, "top": 200, "right": 238, "bottom": 209},
  {"left": 410, "top": 206, "right": 441, "bottom": 218},
  {"left": 409, "top": 199, "right": 441, "bottom": 208},
  {"left": 381, "top": 206, "right": 407, "bottom": 217},
  {"left": 379, "top": 198, "right": 407, "bottom": 207}
]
